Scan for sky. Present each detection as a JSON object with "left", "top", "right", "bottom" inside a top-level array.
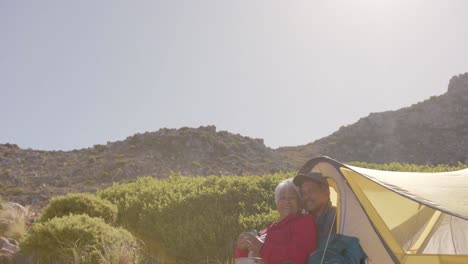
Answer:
[{"left": 1, "top": 0, "right": 468, "bottom": 151}]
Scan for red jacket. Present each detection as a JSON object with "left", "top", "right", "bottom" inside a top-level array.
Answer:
[{"left": 235, "top": 214, "right": 317, "bottom": 264}]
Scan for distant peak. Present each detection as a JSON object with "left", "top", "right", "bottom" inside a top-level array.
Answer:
[{"left": 448, "top": 72, "right": 468, "bottom": 95}]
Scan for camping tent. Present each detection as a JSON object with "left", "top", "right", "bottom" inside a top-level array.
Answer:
[{"left": 298, "top": 156, "right": 468, "bottom": 264}]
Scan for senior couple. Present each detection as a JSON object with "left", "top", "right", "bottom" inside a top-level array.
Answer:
[{"left": 235, "top": 172, "right": 337, "bottom": 264}]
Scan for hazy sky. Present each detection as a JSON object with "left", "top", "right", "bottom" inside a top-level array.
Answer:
[{"left": 2, "top": 0, "right": 468, "bottom": 151}]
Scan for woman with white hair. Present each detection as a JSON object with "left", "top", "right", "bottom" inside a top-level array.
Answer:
[{"left": 234, "top": 178, "right": 317, "bottom": 264}]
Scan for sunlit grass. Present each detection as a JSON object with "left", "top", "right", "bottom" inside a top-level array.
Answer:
[{"left": 0, "top": 202, "right": 32, "bottom": 241}]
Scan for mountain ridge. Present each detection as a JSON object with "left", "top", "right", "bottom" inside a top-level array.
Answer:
[
  {"left": 288, "top": 72, "right": 468, "bottom": 164},
  {"left": 2, "top": 72, "right": 468, "bottom": 207},
  {"left": 0, "top": 126, "right": 292, "bottom": 207}
]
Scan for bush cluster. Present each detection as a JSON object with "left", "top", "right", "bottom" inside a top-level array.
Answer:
[
  {"left": 98, "top": 173, "right": 291, "bottom": 263},
  {"left": 20, "top": 214, "right": 141, "bottom": 264},
  {"left": 39, "top": 193, "right": 117, "bottom": 224}
]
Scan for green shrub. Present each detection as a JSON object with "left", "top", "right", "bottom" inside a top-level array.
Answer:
[
  {"left": 191, "top": 161, "right": 202, "bottom": 168},
  {"left": 88, "top": 156, "right": 98, "bottom": 164},
  {"left": 98, "top": 173, "right": 291, "bottom": 263},
  {"left": 39, "top": 193, "right": 117, "bottom": 224},
  {"left": 20, "top": 214, "right": 141, "bottom": 264}
]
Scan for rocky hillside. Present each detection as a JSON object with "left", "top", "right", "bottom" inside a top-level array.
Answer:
[
  {"left": 282, "top": 72, "right": 468, "bottom": 165},
  {"left": 2, "top": 73, "right": 468, "bottom": 208},
  {"left": 0, "top": 126, "right": 292, "bottom": 207}
]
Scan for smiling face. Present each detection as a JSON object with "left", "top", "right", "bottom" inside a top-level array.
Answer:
[
  {"left": 300, "top": 179, "right": 330, "bottom": 216},
  {"left": 276, "top": 187, "right": 301, "bottom": 220}
]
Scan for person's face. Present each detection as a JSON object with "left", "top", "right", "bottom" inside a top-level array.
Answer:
[
  {"left": 300, "top": 179, "right": 330, "bottom": 215},
  {"left": 276, "top": 188, "right": 301, "bottom": 220}
]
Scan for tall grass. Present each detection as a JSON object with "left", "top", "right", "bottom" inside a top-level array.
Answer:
[{"left": 0, "top": 202, "right": 32, "bottom": 240}]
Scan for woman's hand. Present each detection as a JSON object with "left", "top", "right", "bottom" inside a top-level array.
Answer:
[
  {"left": 242, "top": 233, "right": 264, "bottom": 257},
  {"left": 236, "top": 233, "right": 250, "bottom": 250}
]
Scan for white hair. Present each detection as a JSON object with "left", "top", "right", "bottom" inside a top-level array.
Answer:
[{"left": 274, "top": 178, "right": 301, "bottom": 204}]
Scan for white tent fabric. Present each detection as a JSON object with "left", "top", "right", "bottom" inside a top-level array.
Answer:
[
  {"left": 348, "top": 166, "right": 468, "bottom": 220},
  {"left": 422, "top": 214, "right": 468, "bottom": 254}
]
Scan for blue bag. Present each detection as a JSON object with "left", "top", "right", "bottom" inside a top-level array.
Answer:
[{"left": 308, "top": 234, "right": 367, "bottom": 264}]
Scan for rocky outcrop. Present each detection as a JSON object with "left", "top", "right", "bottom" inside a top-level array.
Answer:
[
  {"left": 0, "top": 237, "right": 19, "bottom": 254},
  {"left": 0, "top": 237, "right": 28, "bottom": 264}
]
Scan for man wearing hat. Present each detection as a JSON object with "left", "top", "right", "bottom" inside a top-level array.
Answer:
[{"left": 293, "top": 172, "right": 337, "bottom": 244}]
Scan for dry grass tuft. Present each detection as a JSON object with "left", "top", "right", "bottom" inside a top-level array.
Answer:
[{"left": 0, "top": 202, "right": 34, "bottom": 240}]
